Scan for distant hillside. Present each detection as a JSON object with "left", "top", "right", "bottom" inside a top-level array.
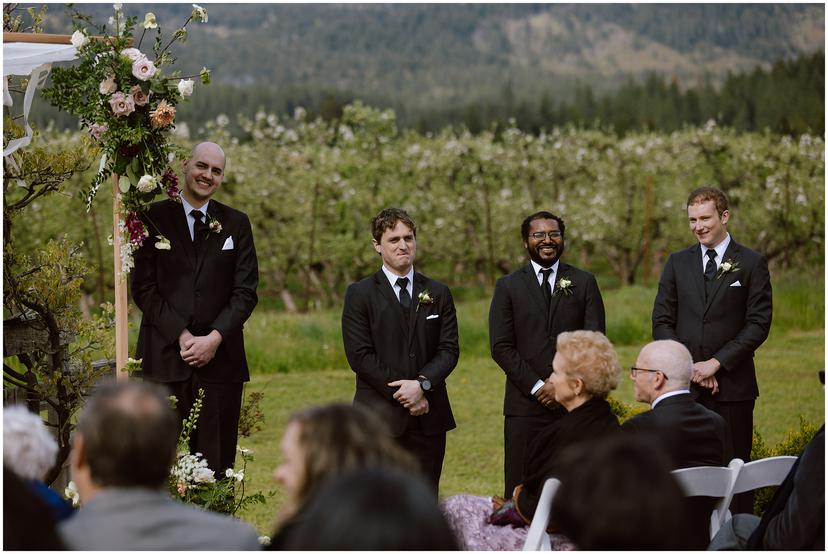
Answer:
[{"left": 21, "top": 3, "right": 825, "bottom": 132}]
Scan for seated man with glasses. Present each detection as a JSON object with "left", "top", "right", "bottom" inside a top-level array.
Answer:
[{"left": 623, "top": 339, "right": 732, "bottom": 548}]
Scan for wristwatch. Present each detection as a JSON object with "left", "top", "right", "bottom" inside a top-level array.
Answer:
[{"left": 418, "top": 375, "right": 432, "bottom": 392}]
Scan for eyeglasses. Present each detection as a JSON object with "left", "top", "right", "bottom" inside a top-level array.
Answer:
[
  {"left": 630, "top": 367, "right": 668, "bottom": 379},
  {"left": 530, "top": 231, "right": 563, "bottom": 240}
]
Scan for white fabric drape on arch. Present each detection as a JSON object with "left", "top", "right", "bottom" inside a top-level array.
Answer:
[{"left": 3, "top": 42, "right": 77, "bottom": 156}]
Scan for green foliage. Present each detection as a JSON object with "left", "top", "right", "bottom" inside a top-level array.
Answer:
[
  {"left": 607, "top": 394, "right": 648, "bottom": 423},
  {"left": 238, "top": 390, "right": 266, "bottom": 438},
  {"left": 169, "top": 388, "right": 271, "bottom": 515},
  {"left": 750, "top": 417, "right": 820, "bottom": 516}
]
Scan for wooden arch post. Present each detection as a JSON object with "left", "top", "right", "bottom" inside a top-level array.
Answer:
[{"left": 113, "top": 175, "right": 129, "bottom": 379}]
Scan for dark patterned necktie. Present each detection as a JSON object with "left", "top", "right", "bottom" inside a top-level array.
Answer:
[
  {"left": 397, "top": 277, "right": 411, "bottom": 310},
  {"left": 540, "top": 268, "right": 553, "bottom": 306},
  {"left": 190, "top": 210, "right": 208, "bottom": 255},
  {"left": 704, "top": 249, "right": 717, "bottom": 281}
]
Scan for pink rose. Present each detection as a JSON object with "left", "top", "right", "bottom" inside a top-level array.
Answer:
[
  {"left": 121, "top": 48, "right": 144, "bottom": 62},
  {"left": 131, "top": 56, "right": 157, "bottom": 81},
  {"left": 99, "top": 75, "right": 116, "bottom": 95},
  {"left": 89, "top": 123, "right": 108, "bottom": 141},
  {"left": 129, "top": 85, "right": 149, "bottom": 107},
  {"left": 109, "top": 91, "right": 135, "bottom": 117}
]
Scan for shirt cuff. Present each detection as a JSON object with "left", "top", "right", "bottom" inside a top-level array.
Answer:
[{"left": 530, "top": 380, "right": 544, "bottom": 396}]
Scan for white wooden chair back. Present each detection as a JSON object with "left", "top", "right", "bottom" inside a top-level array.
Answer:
[
  {"left": 671, "top": 458, "right": 744, "bottom": 539},
  {"left": 522, "top": 478, "right": 561, "bottom": 551}
]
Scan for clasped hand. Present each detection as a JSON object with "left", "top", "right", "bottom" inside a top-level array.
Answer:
[
  {"left": 536, "top": 379, "right": 558, "bottom": 409},
  {"left": 692, "top": 358, "right": 720, "bottom": 394},
  {"left": 179, "top": 329, "right": 222, "bottom": 368},
  {"left": 388, "top": 379, "right": 429, "bottom": 416}
]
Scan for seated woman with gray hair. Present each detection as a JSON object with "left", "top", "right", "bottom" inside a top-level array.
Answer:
[
  {"left": 441, "top": 330, "right": 622, "bottom": 550},
  {"left": 4, "top": 405, "right": 74, "bottom": 522}
]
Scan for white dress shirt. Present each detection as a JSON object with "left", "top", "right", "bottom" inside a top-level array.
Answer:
[
  {"left": 700, "top": 233, "right": 731, "bottom": 273},
  {"left": 381, "top": 264, "right": 414, "bottom": 302},
  {"left": 181, "top": 195, "right": 210, "bottom": 241}
]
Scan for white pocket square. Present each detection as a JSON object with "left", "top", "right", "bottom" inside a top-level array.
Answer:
[
  {"left": 426, "top": 314, "right": 440, "bottom": 320},
  {"left": 222, "top": 236, "right": 234, "bottom": 250},
  {"left": 730, "top": 280, "right": 741, "bottom": 287}
]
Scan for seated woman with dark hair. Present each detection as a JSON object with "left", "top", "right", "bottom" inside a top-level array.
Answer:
[
  {"left": 441, "top": 330, "right": 621, "bottom": 550},
  {"left": 284, "top": 467, "right": 459, "bottom": 550},
  {"left": 268, "top": 403, "right": 420, "bottom": 549}
]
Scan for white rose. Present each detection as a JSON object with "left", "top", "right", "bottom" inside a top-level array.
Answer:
[
  {"left": 154, "top": 236, "right": 171, "bottom": 250},
  {"left": 177, "top": 79, "right": 194, "bottom": 97},
  {"left": 132, "top": 57, "right": 157, "bottom": 81},
  {"left": 192, "top": 467, "right": 215, "bottom": 483},
  {"left": 225, "top": 468, "right": 234, "bottom": 478},
  {"left": 122, "top": 48, "right": 144, "bottom": 62},
  {"left": 234, "top": 471, "right": 244, "bottom": 482},
  {"left": 70, "top": 30, "right": 89, "bottom": 50},
  {"left": 136, "top": 174, "right": 157, "bottom": 193}
]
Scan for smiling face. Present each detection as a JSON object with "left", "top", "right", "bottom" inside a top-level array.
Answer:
[
  {"left": 182, "top": 143, "right": 225, "bottom": 207},
  {"left": 373, "top": 220, "right": 416, "bottom": 276},
  {"left": 525, "top": 218, "right": 565, "bottom": 268},
  {"left": 688, "top": 200, "right": 729, "bottom": 249}
]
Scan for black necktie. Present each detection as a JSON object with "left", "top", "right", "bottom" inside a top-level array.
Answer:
[
  {"left": 396, "top": 277, "right": 411, "bottom": 310},
  {"left": 540, "top": 268, "right": 553, "bottom": 306},
  {"left": 190, "top": 210, "right": 208, "bottom": 254},
  {"left": 704, "top": 249, "right": 717, "bottom": 281}
]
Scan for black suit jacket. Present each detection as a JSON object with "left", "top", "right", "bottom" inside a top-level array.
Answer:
[
  {"left": 490, "top": 262, "right": 606, "bottom": 417},
  {"left": 341, "top": 270, "right": 458, "bottom": 437},
  {"left": 621, "top": 392, "right": 732, "bottom": 469},
  {"left": 652, "top": 239, "right": 772, "bottom": 401},
  {"left": 132, "top": 199, "right": 259, "bottom": 384}
]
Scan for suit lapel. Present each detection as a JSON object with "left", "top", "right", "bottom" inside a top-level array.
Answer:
[
  {"left": 547, "top": 263, "right": 569, "bottom": 330},
  {"left": 374, "top": 271, "right": 408, "bottom": 339},
  {"left": 408, "top": 272, "right": 427, "bottom": 348},
  {"left": 519, "top": 264, "right": 547, "bottom": 308},
  {"left": 704, "top": 241, "right": 740, "bottom": 315},
  {"left": 686, "top": 244, "right": 706, "bottom": 307},
  {"left": 194, "top": 201, "right": 225, "bottom": 278},
  {"left": 166, "top": 200, "right": 196, "bottom": 271}
]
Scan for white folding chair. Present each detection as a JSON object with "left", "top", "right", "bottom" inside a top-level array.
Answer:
[
  {"left": 671, "top": 458, "right": 743, "bottom": 539},
  {"left": 522, "top": 477, "right": 561, "bottom": 551},
  {"left": 719, "top": 455, "right": 797, "bottom": 523}
]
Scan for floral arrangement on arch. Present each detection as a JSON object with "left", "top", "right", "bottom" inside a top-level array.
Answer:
[{"left": 42, "top": 3, "right": 211, "bottom": 274}]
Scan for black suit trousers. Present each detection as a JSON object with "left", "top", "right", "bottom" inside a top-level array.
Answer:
[
  {"left": 396, "top": 416, "right": 446, "bottom": 495},
  {"left": 698, "top": 395, "right": 756, "bottom": 514},
  {"left": 163, "top": 375, "right": 243, "bottom": 475}
]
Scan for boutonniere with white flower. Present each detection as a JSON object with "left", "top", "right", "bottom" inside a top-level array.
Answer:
[
  {"left": 154, "top": 235, "right": 171, "bottom": 250},
  {"left": 206, "top": 214, "right": 223, "bottom": 235},
  {"left": 417, "top": 289, "right": 435, "bottom": 312},
  {"left": 716, "top": 258, "right": 740, "bottom": 279},
  {"left": 555, "top": 277, "right": 574, "bottom": 296}
]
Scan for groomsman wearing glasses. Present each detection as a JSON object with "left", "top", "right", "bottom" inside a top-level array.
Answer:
[
  {"left": 341, "top": 208, "right": 459, "bottom": 493},
  {"left": 489, "top": 211, "right": 606, "bottom": 499},
  {"left": 652, "top": 187, "right": 772, "bottom": 513}
]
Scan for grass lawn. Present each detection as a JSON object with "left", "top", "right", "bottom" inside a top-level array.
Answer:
[{"left": 230, "top": 286, "right": 825, "bottom": 534}]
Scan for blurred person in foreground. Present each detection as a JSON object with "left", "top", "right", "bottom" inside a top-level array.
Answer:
[
  {"left": 4, "top": 466, "right": 66, "bottom": 550},
  {"left": 283, "top": 467, "right": 458, "bottom": 550},
  {"left": 4, "top": 404, "right": 74, "bottom": 522},
  {"left": 58, "top": 380, "right": 260, "bottom": 550},
  {"left": 622, "top": 339, "right": 733, "bottom": 548},
  {"left": 550, "top": 434, "right": 690, "bottom": 550},
  {"left": 441, "top": 330, "right": 620, "bottom": 550},
  {"left": 268, "top": 403, "right": 421, "bottom": 549}
]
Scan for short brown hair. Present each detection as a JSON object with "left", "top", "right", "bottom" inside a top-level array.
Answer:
[
  {"left": 371, "top": 208, "right": 416, "bottom": 242},
  {"left": 556, "top": 331, "right": 620, "bottom": 399},
  {"left": 687, "top": 187, "right": 729, "bottom": 216}
]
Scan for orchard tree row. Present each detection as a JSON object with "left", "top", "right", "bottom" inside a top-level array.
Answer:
[{"left": 23, "top": 103, "right": 824, "bottom": 312}]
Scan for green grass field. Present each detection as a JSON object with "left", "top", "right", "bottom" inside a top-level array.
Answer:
[{"left": 222, "top": 276, "right": 825, "bottom": 534}]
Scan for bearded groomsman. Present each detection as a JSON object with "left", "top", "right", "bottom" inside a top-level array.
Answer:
[
  {"left": 490, "top": 211, "right": 606, "bottom": 499},
  {"left": 342, "top": 208, "right": 458, "bottom": 493},
  {"left": 652, "top": 186, "right": 772, "bottom": 513}
]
